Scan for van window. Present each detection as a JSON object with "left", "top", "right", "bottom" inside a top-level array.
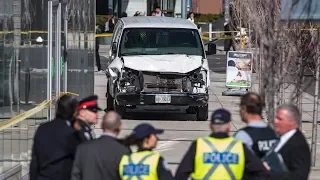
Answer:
[
  {"left": 112, "top": 21, "right": 123, "bottom": 43},
  {"left": 119, "top": 28, "right": 204, "bottom": 56}
]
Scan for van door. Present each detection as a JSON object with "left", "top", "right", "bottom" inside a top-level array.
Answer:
[{"left": 109, "top": 21, "right": 123, "bottom": 62}]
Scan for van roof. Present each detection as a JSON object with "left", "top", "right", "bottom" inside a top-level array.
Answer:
[{"left": 120, "top": 16, "right": 198, "bottom": 29}]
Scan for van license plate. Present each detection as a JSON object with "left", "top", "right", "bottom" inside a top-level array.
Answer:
[{"left": 155, "top": 94, "right": 171, "bottom": 103}]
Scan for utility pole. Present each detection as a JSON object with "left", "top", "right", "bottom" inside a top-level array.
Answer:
[
  {"left": 311, "top": 31, "right": 320, "bottom": 167},
  {"left": 181, "top": 0, "right": 187, "bottom": 19},
  {"left": 224, "top": 0, "right": 230, "bottom": 23}
]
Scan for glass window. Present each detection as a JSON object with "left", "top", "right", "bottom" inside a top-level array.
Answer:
[{"left": 119, "top": 28, "right": 204, "bottom": 57}]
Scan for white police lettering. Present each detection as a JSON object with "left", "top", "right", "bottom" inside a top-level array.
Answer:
[
  {"left": 258, "top": 139, "right": 277, "bottom": 151},
  {"left": 203, "top": 152, "right": 239, "bottom": 164},
  {"left": 123, "top": 164, "right": 150, "bottom": 176}
]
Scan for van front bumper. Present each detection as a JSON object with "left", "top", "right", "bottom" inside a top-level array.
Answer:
[{"left": 115, "top": 92, "right": 208, "bottom": 106}]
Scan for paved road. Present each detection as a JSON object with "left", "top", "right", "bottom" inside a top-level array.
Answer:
[
  {"left": 207, "top": 54, "right": 227, "bottom": 73},
  {"left": 96, "top": 49, "right": 320, "bottom": 179}
]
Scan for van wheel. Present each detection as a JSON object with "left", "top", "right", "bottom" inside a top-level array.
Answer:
[
  {"left": 186, "top": 106, "right": 197, "bottom": 114},
  {"left": 197, "top": 105, "right": 208, "bottom": 121},
  {"left": 106, "top": 84, "right": 114, "bottom": 111},
  {"left": 114, "top": 101, "right": 126, "bottom": 118}
]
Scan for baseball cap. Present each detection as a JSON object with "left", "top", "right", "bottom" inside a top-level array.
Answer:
[
  {"left": 211, "top": 109, "right": 231, "bottom": 124},
  {"left": 132, "top": 123, "right": 164, "bottom": 139}
]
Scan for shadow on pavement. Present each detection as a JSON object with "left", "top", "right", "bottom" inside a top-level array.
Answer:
[{"left": 124, "top": 111, "right": 198, "bottom": 121}]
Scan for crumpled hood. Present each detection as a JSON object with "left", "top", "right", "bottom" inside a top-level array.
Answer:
[{"left": 122, "top": 54, "right": 202, "bottom": 73}]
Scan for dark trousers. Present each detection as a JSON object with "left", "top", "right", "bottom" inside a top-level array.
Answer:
[
  {"left": 96, "top": 47, "right": 101, "bottom": 71},
  {"left": 224, "top": 39, "right": 236, "bottom": 55}
]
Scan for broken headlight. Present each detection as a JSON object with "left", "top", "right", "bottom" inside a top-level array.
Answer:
[
  {"left": 189, "top": 68, "right": 206, "bottom": 86},
  {"left": 119, "top": 67, "right": 140, "bottom": 92}
]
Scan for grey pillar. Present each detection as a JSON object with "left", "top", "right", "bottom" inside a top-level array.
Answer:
[
  {"left": 47, "top": 0, "right": 53, "bottom": 121},
  {"left": 55, "top": 3, "right": 62, "bottom": 96},
  {"left": 181, "top": 0, "right": 187, "bottom": 19},
  {"left": 224, "top": 0, "right": 230, "bottom": 23},
  {"left": 63, "top": 7, "right": 68, "bottom": 92},
  {"left": 13, "top": 0, "right": 21, "bottom": 108}
]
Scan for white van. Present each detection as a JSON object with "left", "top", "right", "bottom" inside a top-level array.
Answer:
[{"left": 105, "top": 16, "right": 216, "bottom": 121}]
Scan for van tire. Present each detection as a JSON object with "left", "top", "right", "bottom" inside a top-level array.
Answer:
[
  {"left": 106, "top": 84, "right": 114, "bottom": 111},
  {"left": 196, "top": 105, "right": 208, "bottom": 121},
  {"left": 114, "top": 101, "right": 126, "bottom": 118}
]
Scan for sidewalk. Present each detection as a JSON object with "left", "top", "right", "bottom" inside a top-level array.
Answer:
[
  {"left": 208, "top": 71, "right": 320, "bottom": 179},
  {"left": 247, "top": 73, "right": 320, "bottom": 178}
]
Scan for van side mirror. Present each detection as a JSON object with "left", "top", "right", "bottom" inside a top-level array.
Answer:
[
  {"left": 112, "top": 42, "right": 117, "bottom": 53},
  {"left": 206, "top": 42, "right": 216, "bottom": 55}
]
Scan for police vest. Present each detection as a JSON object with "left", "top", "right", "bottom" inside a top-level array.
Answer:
[
  {"left": 191, "top": 136, "right": 245, "bottom": 180},
  {"left": 241, "top": 126, "right": 279, "bottom": 158},
  {"left": 119, "top": 151, "right": 160, "bottom": 180}
]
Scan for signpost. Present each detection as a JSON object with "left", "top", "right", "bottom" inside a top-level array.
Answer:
[{"left": 222, "top": 51, "right": 253, "bottom": 96}]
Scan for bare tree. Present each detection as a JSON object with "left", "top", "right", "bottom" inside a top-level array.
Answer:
[{"left": 230, "top": 0, "right": 320, "bottom": 125}]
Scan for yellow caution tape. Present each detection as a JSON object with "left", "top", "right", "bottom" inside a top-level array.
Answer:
[
  {"left": 60, "top": 91, "right": 79, "bottom": 97},
  {"left": 0, "top": 30, "right": 96, "bottom": 34},
  {"left": 0, "top": 100, "right": 50, "bottom": 131},
  {"left": 201, "top": 35, "right": 234, "bottom": 40},
  {"left": 202, "top": 31, "right": 240, "bottom": 35},
  {"left": 96, "top": 33, "right": 113, "bottom": 37},
  {"left": 0, "top": 91, "right": 79, "bottom": 131}
]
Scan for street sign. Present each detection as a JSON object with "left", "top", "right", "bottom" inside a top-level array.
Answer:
[
  {"left": 226, "top": 51, "right": 253, "bottom": 88},
  {"left": 281, "top": 0, "right": 320, "bottom": 20}
]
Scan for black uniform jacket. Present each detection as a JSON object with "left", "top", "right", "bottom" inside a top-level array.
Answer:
[
  {"left": 175, "top": 132, "right": 270, "bottom": 180},
  {"left": 75, "top": 119, "right": 94, "bottom": 141},
  {"left": 29, "top": 119, "right": 82, "bottom": 180}
]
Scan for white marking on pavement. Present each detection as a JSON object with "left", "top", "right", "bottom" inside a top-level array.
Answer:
[
  {"left": 155, "top": 138, "right": 187, "bottom": 152},
  {"left": 130, "top": 138, "right": 187, "bottom": 153}
]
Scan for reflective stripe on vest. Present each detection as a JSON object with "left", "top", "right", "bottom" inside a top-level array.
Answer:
[
  {"left": 119, "top": 151, "right": 160, "bottom": 180},
  {"left": 191, "top": 137, "right": 245, "bottom": 180}
]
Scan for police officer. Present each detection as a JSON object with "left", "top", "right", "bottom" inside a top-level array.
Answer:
[
  {"left": 74, "top": 95, "right": 102, "bottom": 141},
  {"left": 30, "top": 94, "right": 80, "bottom": 180},
  {"left": 175, "top": 109, "right": 270, "bottom": 180},
  {"left": 119, "top": 123, "right": 174, "bottom": 180},
  {"left": 234, "top": 92, "right": 279, "bottom": 158}
]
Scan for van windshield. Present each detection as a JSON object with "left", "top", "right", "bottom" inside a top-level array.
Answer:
[{"left": 119, "top": 28, "right": 204, "bottom": 56}]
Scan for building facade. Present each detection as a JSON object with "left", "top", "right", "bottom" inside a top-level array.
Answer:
[
  {"left": 192, "top": 0, "right": 223, "bottom": 14},
  {"left": 97, "top": 0, "right": 223, "bottom": 17},
  {"left": 0, "top": 0, "right": 95, "bottom": 118},
  {"left": 97, "top": 0, "right": 187, "bottom": 17}
]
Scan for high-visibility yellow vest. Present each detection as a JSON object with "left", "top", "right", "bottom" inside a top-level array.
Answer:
[
  {"left": 119, "top": 151, "right": 160, "bottom": 180},
  {"left": 191, "top": 136, "right": 245, "bottom": 180}
]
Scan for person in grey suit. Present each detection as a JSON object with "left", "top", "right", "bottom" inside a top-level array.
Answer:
[{"left": 71, "top": 111, "right": 130, "bottom": 180}]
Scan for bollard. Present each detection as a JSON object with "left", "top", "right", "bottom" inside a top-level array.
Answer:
[
  {"left": 209, "top": 23, "right": 212, "bottom": 41},
  {"left": 240, "top": 31, "right": 245, "bottom": 49},
  {"left": 241, "top": 35, "right": 245, "bottom": 48}
]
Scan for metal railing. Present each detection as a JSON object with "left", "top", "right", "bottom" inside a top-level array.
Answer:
[{"left": 0, "top": 92, "right": 78, "bottom": 178}]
